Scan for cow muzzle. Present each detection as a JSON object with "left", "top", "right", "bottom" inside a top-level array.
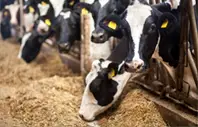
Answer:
[
  {"left": 58, "top": 43, "right": 71, "bottom": 53},
  {"left": 125, "top": 59, "right": 144, "bottom": 72},
  {"left": 91, "top": 31, "right": 108, "bottom": 44}
]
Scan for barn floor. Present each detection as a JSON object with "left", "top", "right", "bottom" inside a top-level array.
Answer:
[{"left": 0, "top": 39, "right": 166, "bottom": 127}]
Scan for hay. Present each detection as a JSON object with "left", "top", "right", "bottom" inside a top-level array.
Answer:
[
  {"left": 99, "top": 89, "right": 167, "bottom": 127},
  {"left": 0, "top": 40, "right": 166, "bottom": 127},
  {"left": 8, "top": 76, "right": 87, "bottom": 127}
]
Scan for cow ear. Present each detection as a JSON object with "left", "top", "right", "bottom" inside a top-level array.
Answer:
[
  {"left": 74, "top": 2, "right": 91, "bottom": 15},
  {"left": 107, "top": 63, "right": 119, "bottom": 79},
  {"left": 99, "top": 14, "right": 123, "bottom": 38},
  {"left": 157, "top": 12, "right": 178, "bottom": 35}
]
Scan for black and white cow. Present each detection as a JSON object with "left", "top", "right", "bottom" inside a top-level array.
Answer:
[
  {"left": 18, "top": 29, "right": 53, "bottom": 63},
  {"left": 79, "top": 36, "right": 131, "bottom": 121},
  {"left": 91, "top": 0, "right": 149, "bottom": 44},
  {"left": 57, "top": 1, "right": 102, "bottom": 52},
  {"left": 98, "top": 0, "right": 187, "bottom": 71}
]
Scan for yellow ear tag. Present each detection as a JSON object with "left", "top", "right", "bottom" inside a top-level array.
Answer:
[
  {"left": 108, "top": 69, "right": 116, "bottom": 79},
  {"left": 41, "top": 1, "right": 47, "bottom": 6},
  {"left": 69, "top": 0, "right": 75, "bottom": 6},
  {"left": 45, "top": 19, "right": 51, "bottom": 26},
  {"left": 29, "top": 6, "right": 35, "bottom": 13},
  {"left": 4, "top": 11, "right": 8, "bottom": 16},
  {"left": 161, "top": 19, "right": 169, "bottom": 28},
  {"left": 81, "top": 8, "right": 88, "bottom": 15},
  {"left": 108, "top": 21, "right": 117, "bottom": 30}
]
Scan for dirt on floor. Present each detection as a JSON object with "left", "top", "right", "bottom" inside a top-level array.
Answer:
[{"left": 0, "top": 39, "right": 166, "bottom": 127}]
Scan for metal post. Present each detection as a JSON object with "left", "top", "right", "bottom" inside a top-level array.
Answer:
[
  {"left": 177, "top": 0, "right": 189, "bottom": 91},
  {"left": 188, "top": 0, "right": 198, "bottom": 70},
  {"left": 188, "top": 49, "right": 198, "bottom": 90},
  {"left": 19, "top": 0, "right": 24, "bottom": 38}
]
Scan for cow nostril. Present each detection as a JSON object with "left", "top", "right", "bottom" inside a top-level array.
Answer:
[
  {"left": 79, "top": 114, "right": 84, "bottom": 119},
  {"left": 99, "top": 34, "right": 104, "bottom": 39},
  {"left": 137, "top": 64, "right": 141, "bottom": 69}
]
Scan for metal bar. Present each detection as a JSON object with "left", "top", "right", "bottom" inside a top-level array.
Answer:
[
  {"left": 188, "top": 49, "right": 198, "bottom": 90},
  {"left": 19, "top": 0, "right": 24, "bottom": 38},
  {"left": 188, "top": 0, "right": 198, "bottom": 70},
  {"left": 177, "top": 0, "right": 189, "bottom": 91}
]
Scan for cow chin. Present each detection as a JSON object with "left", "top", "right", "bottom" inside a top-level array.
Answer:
[{"left": 79, "top": 89, "right": 113, "bottom": 122}]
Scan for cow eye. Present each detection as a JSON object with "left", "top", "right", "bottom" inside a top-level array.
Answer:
[{"left": 149, "top": 24, "right": 156, "bottom": 32}]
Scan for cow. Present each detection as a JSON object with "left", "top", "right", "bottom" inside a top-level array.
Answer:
[
  {"left": 91, "top": 0, "right": 149, "bottom": 44},
  {"left": 97, "top": 0, "right": 188, "bottom": 71},
  {"left": 57, "top": 1, "right": 102, "bottom": 52},
  {"left": 79, "top": 36, "right": 131, "bottom": 122},
  {"left": 18, "top": 29, "right": 53, "bottom": 63}
]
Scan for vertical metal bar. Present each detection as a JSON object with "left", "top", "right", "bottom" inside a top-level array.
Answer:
[
  {"left": 19, "top": 0, "right": 24, "bottom": 38},
  {"left": 188, "top": 0, "right": 198, "bottom": 70},
  {"left": 188, "top": 49, "right": 198, "bottom": 90},
  {"left": 177, "top": 0, "right": 189, "bottom": 91}
]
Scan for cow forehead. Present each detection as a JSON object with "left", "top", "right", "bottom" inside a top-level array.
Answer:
[
  {"left": 98, "top": 0, "right": 109, "bottom": 7},
  {"left": 126, "top": 4, "right": 152, "bottom": 27},
  {"left": 60, "top": 11, "right": 71, "bottom": 19},
  {"left": 126, "top": 4, "right": 152, "bottom": 60}
]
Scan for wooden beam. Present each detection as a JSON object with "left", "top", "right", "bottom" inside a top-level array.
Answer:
[{"left": 19, "top": 0, "right": 24, "bottom": 38}]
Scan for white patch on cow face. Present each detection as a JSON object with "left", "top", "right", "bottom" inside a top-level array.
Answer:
[
  {"left": 98, "top": 0, "right": 109, "bottom": 7},
  {"left": 38, "top": 3, "right": 50, "bottom": 16},
  {"left": 79, "top": 60, "right": 131, "bottom": 121},
  {"left": 60, "top": 11, "right": 71, "bottom": 19},
  {"left": 50, "top": 0, "right": 65, "bottom": 17},
  {"left": 87, "top": 13, "right": 111, "bottom": 61},
  {"left": 37, "top": 20, "right": 49, "bottom": 33},
  {"left": 24, "top": 13, "right": 35, "bottom": 32},
  {"left": 126, "top": 4, "right": 151, "bottom": 62},
  {"left": 84, "top": 0, "right": 95, "bottom": 4},
  {"left": 5, "top": 4, "right": 20, "bottom": 25},
  {"left": 18, "top": 33, "right": 32, "bottom": 59}
]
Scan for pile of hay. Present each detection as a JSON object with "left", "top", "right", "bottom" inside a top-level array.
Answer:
[
  {"left": 0, "top": 40, "right": 166, "bottom": 127},
  {"left": 99, "top": 88, "right": 166, "bottom": 127}
]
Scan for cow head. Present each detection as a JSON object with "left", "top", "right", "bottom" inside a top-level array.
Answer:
[
  {"left": 99, "top": 1, "right": 181, "bottom": 72},
  {"left": 18, "top": 30, "right": 49, "bottom": 63},
  {"left": 91, "top": 0, "right": 130, "bottom": 43},
  {"left": 37, "top": 0, "right": 51, "bottom": 16},
  {"left": 23, "top": 0, "right": 39, "bottom": 15},
  {"left": 57, "top": 2, "right": 98, "bottom": 52},
  {"left": 157, "top": 11, "right": 180, "bottom": 67},
  {"left": 79, "top": 59, "right": 130, "bottom": 121}
]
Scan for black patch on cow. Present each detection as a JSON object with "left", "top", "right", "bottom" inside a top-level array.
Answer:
[
  {"left": 21, "top": 30, "right": 52, "bottom": 63},
  {"left": 89, "top": 68, "right": 118, "bottom": 106},
  {"left": 139, "top": 14, "right": 159, "bottom": 68},
  {"left": 0, "top": 9, "right": 12, "bottom": 39},
  {"left": 157, "top": 10, "right": 180, "bottom": 67}
]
